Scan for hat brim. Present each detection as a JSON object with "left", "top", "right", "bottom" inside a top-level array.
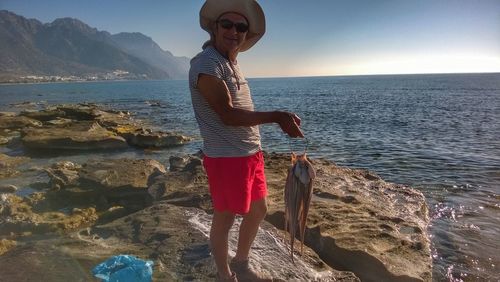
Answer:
[{"left": 200, "top": 0, "right": 265, "bottom": 52}]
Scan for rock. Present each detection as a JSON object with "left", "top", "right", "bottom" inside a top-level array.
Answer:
[
  {"left": 20, "top": 109, "right": 67, "bottom": 121},
  {"left": 21, "top": 121, "right": 128, "bottom": 150},
  {"left": 121, "top": 129, "right": 192, "bottom": 148},
  {"left": 0, "top": 112, "right": 16, "bottom": 117},
  {"left": 0, "top": 115, "right": 42, "bottom": 130},
  {"left": 79, "top": 158, "right": 166, "bottom": 190},
  {"left": 52, "top": 161, "right": 81, "bottom": 171},
  {"left": 0, "top": 184, "right": 18, "bottom": 193},
  {"left": 0, "top": 243, "right": 95, "bottom": 281},
  {"left": 44, "top": 161, "right": 81, "bottom": 190},
  {"left": 28, "top": 156, "right": 164, "bottom": 216},
  {"left": 98, "top": 206, "right": 128, "bottom": 223},
  {"left": 7, "top": 104, "right": 191, "bottom": 151},
  {"left": 145, "top": 100, "right": 166, "bottom": 108},
  {"left": 0, "top": 129, "right": 21, "bottom": 146},
  {"left": 264, "top": 153, "right": 432, "bottom": 281},
  {"left": 94, "top": 109, "right": 135, "bottom": 128},
  {"left": 50, "top": 104, "right": 100, "bottom": 120},
  {"left": 168, "top": 155, "right": 201, "bottom": 172},
  {"left": 0, "top": 193, "right": 98, "bottom": 235},
  {"left": 147, "top": 157, "right": 209, "bottom": 208},
  {"left": 169, "top": 155, "right": 190, "bottom": 171},
  {"left": 16, "top": 104, "right": 190, "bottom": 151},
  {"left": 0, "top": 239, "right": 16, "bottom": 255},
  {"left": 74, "top": 203, "right": 359, "bottom": 281},
  {"left": 183, "top": 157, "right": 203, "bottom": 173},
  {"left": 20, "top": 104, "right": 132, "bottom": 127},
  {"left": 42, "top": 208, "right": 98, "bottom": 230},
  {"left": 0, "top": 203, "right": 352, "bottom": 281},
  {"left": 45, "top": 118, "right": 73, "bottom": 126},
  {"left": 148, "top": 153, "right": 430, "bottom": 280},
  {"left": 10, "top": 101, "right": 37, "bottom": 108},
  {"left": 0, "top": 153, "right": 29, "bottom": 179}
]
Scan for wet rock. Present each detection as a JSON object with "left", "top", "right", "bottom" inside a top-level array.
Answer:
[
  {"left": 264, "top": 153, "right": 432, "bottom": 282},
  {"left": 31, "top": 158, "right": 168, "bottom": 215},
  {"left": 98, "top": 205, "right": 128, "bottom": 223},
  {"left": 169, "top": 155, "right": 202, "bottom": 172},
  {"left": 94, "top": 109, "right": 135, "bottom": 128},
  {"left": 28, "top": 187, "right": 105, "bottom": 214},
  {"left": 0, "top": 153, "right": 29, "bottom": 179},
  {"left": 10, "top": 101, "right": 37, "bottom": 109},
  {"left": 21, "top": 104, "right": 132, "bottom": 127},
  {"left": 0, "top": 193, "right": 98, "bottom": 235},
  {"left": 40, "top": 208, "right": 98, "bottom": 230},
  {"left": 10, "top": 104, "right": 191, "bottom": 152},
  {"left": 0, "top": 129, "right": 21, "bottom": 146},
  {"left": 169, "top": 155, "right": 190, "bottom": 171},
  {"left": 20, "top": 108, "right": 67, "bottom": 121},
  {"left": 21, "top": 121, "right": 128, "bottom": 150},
  {"left": 45, "top": 118, "right": 73, "bottom": 126},
  {"left": 0, "top": 243, "right": 95, "bottom": 281},
  {"left": 149, "top": 154, "right": 430, "bottom": 280},
  {"left": 52, "top": 161, "right": 81, "bottom": 171},
  {"left": 51, "top": 104, "right": 100, "bottom": 120},
  {"left": 44, "top": 161, "right": 81, "bottom": 190},
  {"left": 0, "top": 239, "right": 16, "bottom": 255},
  {"left": 145, "top": 100, "right": 166, "bottom": 108},
  {"left": 0, "top": 184, "right": 18, "bottom": 193},
  {"left": 183, "top": 157, "right": 203, "bottom": 173},
  {"left": 0, "top": 115, "right": 42, "bottom": 130},
  {"left": 79, "top": 158, "right": 166, "bottom": 190},
  {"left": 74, "top": 203, "right": 359, "bottom": 281},
  {"left": 121, "top": 128, "right": 192, "bottom": 148},
  {"left": 147, "top": 156, "right": 209, "bottom": 209},
  {"left": 0, "top": 194, "right": 37, "bottom": 233},
  {"left": 0, "top": 112, "right": 16, "bottom": 117}
]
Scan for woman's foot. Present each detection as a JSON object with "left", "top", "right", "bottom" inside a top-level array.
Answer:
[
  {"left": 216, "top": 271, "right": 238, "bottom": 282},
  {"left": 229, "top": 259, "right": 272, "bottom": 282}
]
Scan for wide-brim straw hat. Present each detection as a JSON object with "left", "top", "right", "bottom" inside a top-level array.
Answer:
[{"left": 200, "top": 0, "right": 266, "bottom": 52}]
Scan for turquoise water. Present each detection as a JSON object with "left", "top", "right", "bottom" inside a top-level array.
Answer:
[{"left": 1, "top": 73, "right": 499, "bottom": 280}]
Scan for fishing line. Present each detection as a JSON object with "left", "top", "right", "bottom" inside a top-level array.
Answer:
[{"left": 288, "top": 136, "right": 308, "bottom": 156}]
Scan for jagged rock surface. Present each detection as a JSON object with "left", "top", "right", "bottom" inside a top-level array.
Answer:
[
  {"left": 0, "top": 150, "right": 431, "bottom": 281},
  {"left": 21, "top": 121, "right": 128, "bottom": 150},
  {"left": 0, "top": 153, "right": 29, "bottom": 179},
  {"left": 264, "top": 153, "right": 431, "bottom": 281},
  {"left": 0, "top": 203, "right": 360, "bottom": 281},
  {"left": 78, "top": 158, "right": 166, "bottom": 190},
  {"left": 14, "top": 104, "right": 192, "bottom": 150}
]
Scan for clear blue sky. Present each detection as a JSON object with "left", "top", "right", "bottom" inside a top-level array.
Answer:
[{"left": 1, "top": 0, "right": 499, "bottom": 77}]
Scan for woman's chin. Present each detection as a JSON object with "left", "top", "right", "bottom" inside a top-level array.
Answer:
[{"left": 223, "top": 41, "right": 241, "bottom": 51}]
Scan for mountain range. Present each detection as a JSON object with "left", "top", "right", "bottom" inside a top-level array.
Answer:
[{"left": 0, "top": 10, "right": 190, "bottom": 81}]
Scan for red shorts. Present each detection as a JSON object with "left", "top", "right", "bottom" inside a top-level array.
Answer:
[{"left": 203, "top": 151, "right": 267, "bottom": 215}]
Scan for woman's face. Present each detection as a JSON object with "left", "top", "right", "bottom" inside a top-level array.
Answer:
[{"left": 214, "top": 12, "right": 249, "bottom": 55}]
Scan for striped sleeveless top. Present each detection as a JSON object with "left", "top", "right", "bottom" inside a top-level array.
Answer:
[{"left": 189, "top": 46, "right": 261, "bottom": 157}]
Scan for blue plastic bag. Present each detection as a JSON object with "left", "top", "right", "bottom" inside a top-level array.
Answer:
[{"left": 92, "top": 255, "right": 154, "bottom": 282}]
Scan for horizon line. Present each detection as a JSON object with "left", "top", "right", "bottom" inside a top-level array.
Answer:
[{"left": 247, "top": 71, "right": 500, "bottom": 80}]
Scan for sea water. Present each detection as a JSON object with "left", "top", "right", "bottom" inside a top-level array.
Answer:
[{"left": 0, "top": 73, "right": 498, "bottom": 280}]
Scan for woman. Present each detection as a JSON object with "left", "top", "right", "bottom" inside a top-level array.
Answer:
[{"left": 189, "top": 0, "right": 303, "bottom": 281}]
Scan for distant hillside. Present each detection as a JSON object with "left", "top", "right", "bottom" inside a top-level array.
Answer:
[
  {"left": 111, "top": 32, "right": 190, "bottom": 79},
  {"left": 0, "top": 10, "right": 189, "bottom": 81}
]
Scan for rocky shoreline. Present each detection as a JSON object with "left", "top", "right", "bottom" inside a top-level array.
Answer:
[{"left": 0, "top": 104, "right": 431, "bottom": 281}]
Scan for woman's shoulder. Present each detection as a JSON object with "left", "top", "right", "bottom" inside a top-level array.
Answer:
[
  {"left": 189, "top": 47, "right": 228, "bottom": 81},
  {"left": 191, "top": 47, "right": 228, "bottom": 72}
]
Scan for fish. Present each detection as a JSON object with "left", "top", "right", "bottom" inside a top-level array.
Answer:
[{"left": 283, "top": 153, "right": 316, "bottom": 262}]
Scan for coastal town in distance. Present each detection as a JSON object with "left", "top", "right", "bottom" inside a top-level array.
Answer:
[{"left": 1, "top": 70, "right": 149, "bottom": 84}]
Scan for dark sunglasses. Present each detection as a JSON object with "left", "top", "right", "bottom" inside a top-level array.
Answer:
[{"left": 217, "top": 19, "right": 249, "bottom": 33}]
